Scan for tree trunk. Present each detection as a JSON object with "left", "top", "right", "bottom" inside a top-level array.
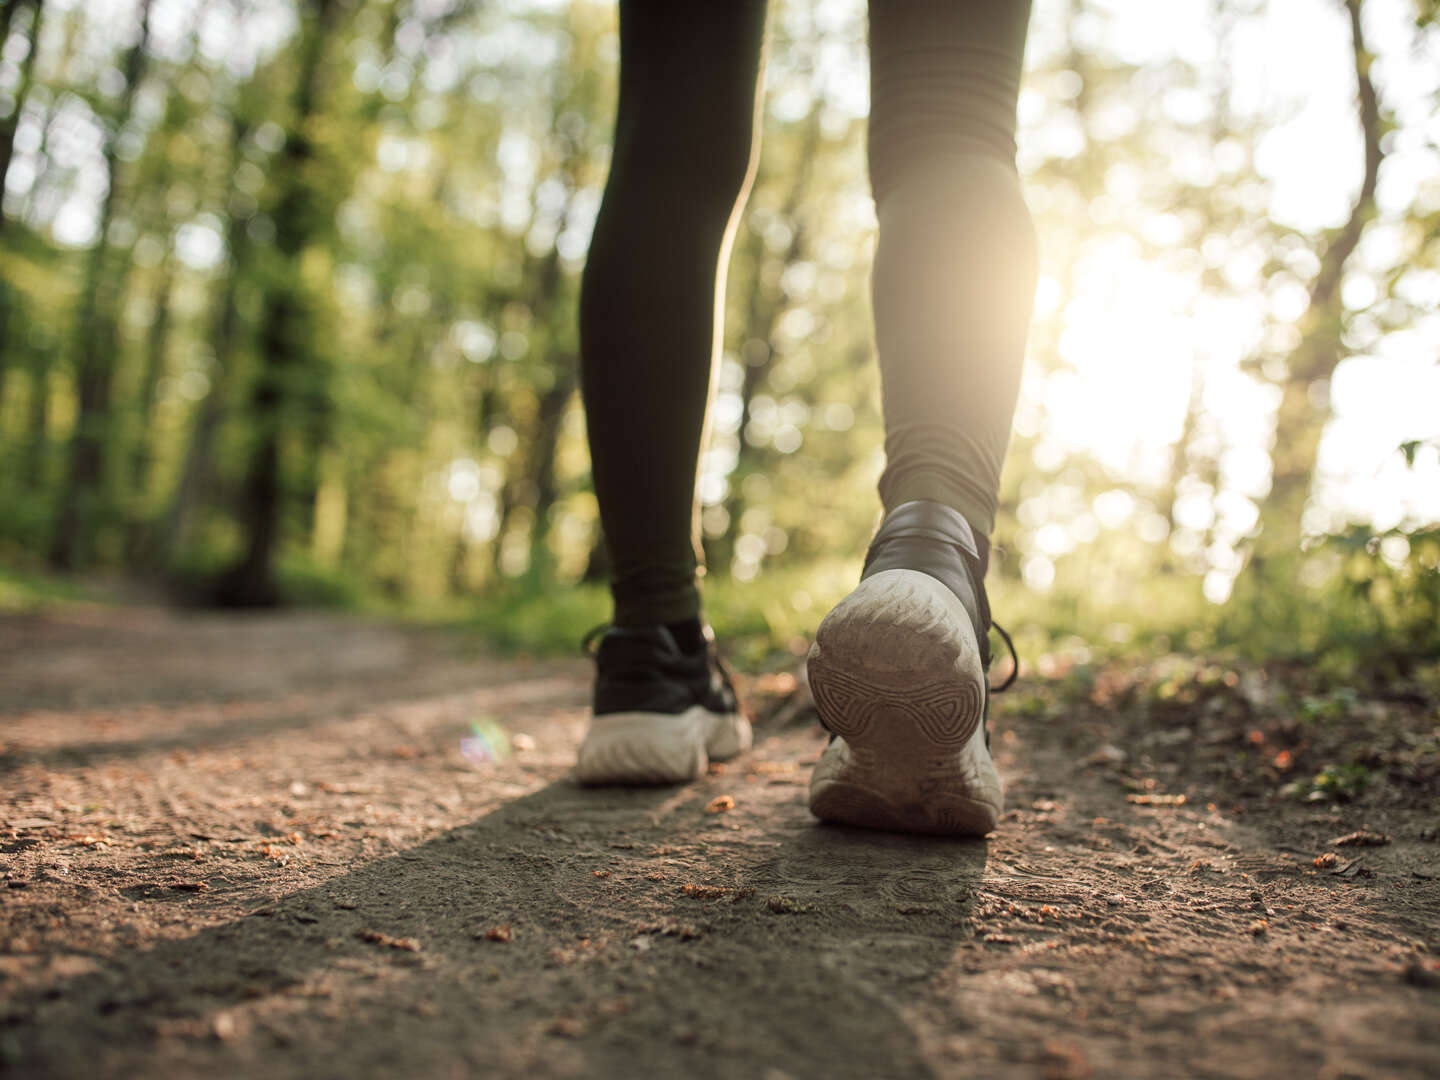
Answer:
[
  {"left": 1249, "top": 0, "right": 1382, "bottom": 566},
  {"left": 18, "top": 333, "right": 54, "bottom": 487},
  {"left": 0, "top": 280, "right": 12, "bottom": 432},
  {"left": 154, "top": 117, "right": 249, "bottom": 570},
  {"left": 13, "top": 8, "right": 77, "bottom": 229},
  {"left": 0, "top": 0, "right": 41, "bottom": 233},
  {"left": 525, "top": 354, "right": 578, "bottom": 577},
  {"left": 1161, "top": 358, "right": 1206, "bottom": 531},
  {"left": 494, "top": 150, "right": 581, "bottom": 579},
  {"left": 215, "top": 274, "right": 300, "bottom": 606},
  {"left": 128, "top": 254, "right": 174, "bottom": 497},
  {"left": 217, "top": 0, "right": 339, "bottom": 606},
  {"left": 0, "top": 0, "right": 40, "bottom": 427},
  {"left": 48, "top": 0, "right": 153, "bottom": 570}
]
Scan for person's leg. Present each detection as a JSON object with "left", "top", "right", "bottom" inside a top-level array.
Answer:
[
  {"left": 579, "top": 0, "right": 768, "bottom": 631},
  {"left": 807, "top": 1, "right": 1035, "bottom": 835},
  {"left": 869, "top": 0, "right": 1036, "bottom": 542},
  {"left": 575, "top": 0, "right": 767, "bottom": 786}
]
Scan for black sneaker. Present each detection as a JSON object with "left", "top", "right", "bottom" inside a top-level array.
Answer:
[
  {"left": 576, "top": 625, "right": 752, "bottom": 785},
  {"left": 806, "top": 500, "right": 1009, "bottom": 835}
]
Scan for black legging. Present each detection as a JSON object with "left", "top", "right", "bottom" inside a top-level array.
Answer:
[{"left": 580, "top": 0, "right": 1036, "bottom": 627}]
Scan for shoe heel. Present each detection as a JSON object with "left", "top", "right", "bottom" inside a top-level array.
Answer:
[
  {"left": 806, "top": 569, "right": 1000, "bottom": 836},
  {"left": 807, "top": 570, "right": 983, "bottom": 751}
]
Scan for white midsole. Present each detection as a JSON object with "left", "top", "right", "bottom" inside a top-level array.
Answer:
[{"left": 576, "top": 704, "right": 751, "bottom": 786}]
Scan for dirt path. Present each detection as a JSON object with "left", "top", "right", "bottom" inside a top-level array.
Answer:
[{"left": 2, "top": 608, "right": 1437, "bottom": 1078}]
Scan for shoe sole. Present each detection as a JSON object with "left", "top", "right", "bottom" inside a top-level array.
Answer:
[
  {"left": 576, "top": 704, "right": 751, "bottom": 786},
  {"left": 806, "top": 568, "right": 1002, "bottom": 836}
]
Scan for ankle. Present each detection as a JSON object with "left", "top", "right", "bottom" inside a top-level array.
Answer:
[{"left": 664, "top": 616, "right": 707, "bottom": 655}]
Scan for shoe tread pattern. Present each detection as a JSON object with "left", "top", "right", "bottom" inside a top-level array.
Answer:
[{"left": 809, "top": 667, "right": 981, "bottom": 749}]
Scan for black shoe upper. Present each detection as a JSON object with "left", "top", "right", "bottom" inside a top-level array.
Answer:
[{"left": 589, "top": 624, "right": 739, "bottom": 717}]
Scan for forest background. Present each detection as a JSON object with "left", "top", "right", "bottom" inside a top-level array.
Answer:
[{"left": 0, "top": 0, "right": 1437, "bottom": 686}]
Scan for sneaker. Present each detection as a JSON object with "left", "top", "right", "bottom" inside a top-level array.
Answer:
[
  {"left": 575, "top": 624, "right": 752, "bottom": 785},
  {"left": 806, "top": 500, "right": 1009, "bottom": 835}
]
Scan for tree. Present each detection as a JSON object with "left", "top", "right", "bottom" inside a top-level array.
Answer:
[
  {"left": 0, "top": 0, "right": 42, "bottom": 233},
  {"left": 216, "top": 0, "right": 343, "bottom": 605},
  {"left": 1249, "top": 0, "right": 1385, "bottom": 564},
  {"left": 48, "top": 0, "right": 153, "bottom": 569}
]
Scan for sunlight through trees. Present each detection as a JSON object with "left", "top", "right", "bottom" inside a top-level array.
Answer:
[{"left": 0, "top": 0, "right": 1436, "bottom": 666}]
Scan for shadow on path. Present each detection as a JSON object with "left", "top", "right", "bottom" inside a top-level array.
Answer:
[
  {"left": 11, "top": 760, "right": 987, "bottom": 1079},
  {"left": 0, "top": 672, "right": 582, "bottom": 777}
]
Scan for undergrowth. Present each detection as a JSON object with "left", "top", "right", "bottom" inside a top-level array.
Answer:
[{"left": 4, "top": 524, "right": 1435, "bottom": 700}]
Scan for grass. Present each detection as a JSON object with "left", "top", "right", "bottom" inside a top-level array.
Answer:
[
  {"left": 450, "top": 558, "right": 864, "bottom": 666},
  {"left": 0, "top": 562, "right": 107, "bottom": 612}
]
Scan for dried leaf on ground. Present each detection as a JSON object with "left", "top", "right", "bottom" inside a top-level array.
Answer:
[
  {"left": 1126, "top": 793, "right": 1186, "bottom": 807},
  {"left": 357, "top": 930, "right": 422, "bottom": 951},
  {"left": 682, "top": 884, "right": 753, "bottom": 900},
  {"left": 1086, "top": 744, "right": 1127, "bottom": 766},
  {"left": 766, "top": 895, "right": 816, "bottom": 915},
  {"left": 1331, "top": 829, "right": 1391, "bottom": 848}
]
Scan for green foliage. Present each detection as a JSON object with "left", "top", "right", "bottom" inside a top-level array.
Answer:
[
  {"left": 1219, "top": 526, "right": 1440, "bottom": 684},
  {"left": 0, "top": 0, "right": 1434, "bottom": 689},
  {"left": 1297, "top": 688, "right": 1361, "bottom": 725},
  {"left": 272, "top": 555, "right": 375, "bottom": 610},
  {"left": 1280, "top": 762, "right": 1373, "bottom": 803},
  {"left": 0, "top": 486, "right": 56, "bottom": 554},
  {"left": 453, "top": 559, "right": 860, "bottom": 663},
  {"left": 166, "top": 546, "right": 373, "bottom": 610},
  {"left": 453, "top": 581, "right": 610, "bottom": 656},
  {"left": 0, "top": 563, "right": 100, "bottom": 612}
]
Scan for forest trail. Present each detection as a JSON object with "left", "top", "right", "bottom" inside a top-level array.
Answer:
[{"left": 2, "top": 608, "right": 1436, "bottom": 1079}]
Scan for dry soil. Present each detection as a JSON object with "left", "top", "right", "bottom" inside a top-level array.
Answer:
[{"left": 1, "top": 607, "right": 1437, "bottom": 1078}]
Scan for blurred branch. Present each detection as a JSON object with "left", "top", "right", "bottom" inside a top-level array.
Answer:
[
  {"left": 0, "top": 0, "right": 41, "bottom": 232},
  {"left": 1251, "top": 0, "right": 1388, "bottom": 559},
  {"left": 1298, "top": 0, "right": 1384, "bottom": 336}
]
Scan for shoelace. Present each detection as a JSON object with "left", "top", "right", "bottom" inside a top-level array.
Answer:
[{"left": 989, "top": 620, "right": 1019, "bottom": 694}]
